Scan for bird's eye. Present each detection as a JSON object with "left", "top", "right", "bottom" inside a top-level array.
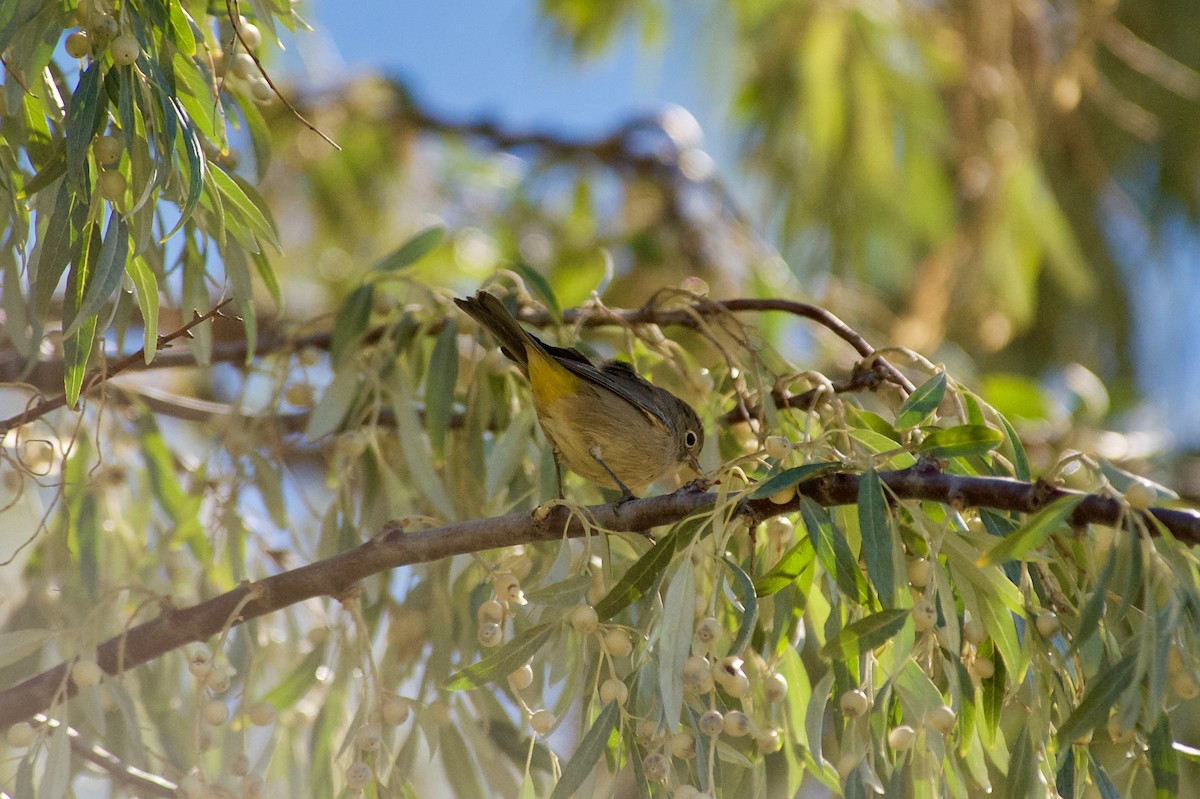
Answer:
[{"left": 685, "top": 431, "right": 698, "bottom": 448}]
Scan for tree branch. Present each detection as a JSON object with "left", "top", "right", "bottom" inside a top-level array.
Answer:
[
  {"left": 0, "top": 300, "right": 234, "bottom": 437},
  {"left": 1, "top": 465, "right": 1195, "bottom": 728}
]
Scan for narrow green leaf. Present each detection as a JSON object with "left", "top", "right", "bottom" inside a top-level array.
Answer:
[
  {"left": 251, "top": 249, "right": 282, "bottom": 307},
  {"left": 424, "top": 321, "right": 459, "bottom": 458},
  {"left": 260, "top": 644, "right": 327, "bottom": 710},
  {"left": 65, "top": 62, "right": 104, "bottom": 195},
  {"left": 977, "top": 495, "right": 1085, "bottom": 567},
  {"left": 823, "top": 609, "right": 909, "bottom": 659},
  {"left": 63, "top": 223, "right": 100, "bottom": 404},
  {"left": 1149, "top": 715, "right": 1179, "bottom": 798},
  {"left": 513, "top": 262, "right": 560, "bottom": 318},
  {"left": 161, "top": 98, "right": 206, "bottom": 240},
  {"left": 1069, "top": 547, "right": 1115, "bottom": 654},
  {"left": 754, "top": 536, "right": 815, "bottom": 597},
  {"left": 723, "top": 558, "right": 758, "bottom": 656},
  {"left": 918, "top": 424, "right": 1005, "bottom": 459},
  {"left": 550, "top": 701, "right": 620, "bottom": 799},
  {"left": 124, "top": 256, "right": 159, "bottom": 361},
  {"left": 1004, "top": 724, "right": 1037, "bottom": 799},
  {"left": 997, "top": 413, "right": 1031, "bottom": 481},
  {"left": 443, "top": 624, "right": 554, "bottom": 690},
  {"left": 895, "top": 372, "right": 946, "bottom": 428},
  {"left": 658, "top": 558, "right": 694, "bottom": 731},
  {"left": 32, "top": 180, "right": 75, "bottom": 317},
  {"left": 41, "top": 720, "right": 71, "bottom": 799},
  {"left": 210, "top": 166, "right": 280, "bottom": 250},
  {"left": 858, "top": 469, "right": 896, "bottom": 607},
  {"left": 1099, "top": 458, "right": 1179, "bottom": 502},
  {"left": 522, "top": 575, "right": 592, "bottom": 606},
  {"left": 1055, "top": 655, "right": 1137, "bottom": 748},
  {"left": 372, "top": 225, "right": 444, "bottom": 272},
  {"left": 330, "top": 284, "right": 374, "bottom": 362},
  {"left": 440, "top": 723, "right": 486, "bottom": 799},
  {"left": 0, "top": 629, "right": 53, "bottom": 670},
  {"left": 802, "top": 499, "right": 869, "bottom": 604},
  {"left": 749, "top": 461, "right": 840, "bottom": 500},
  {"left": 167, "top": 0, "right": 196, "bottom": 55},
  {"left": 65, "top": 213, "right": 128, "bottom": 338},
  {"left": 305, "top": 366, "right": 360, "bottom": 439},
  {"left": 594, "top": 528, "right": 679, "bottom": 621}
]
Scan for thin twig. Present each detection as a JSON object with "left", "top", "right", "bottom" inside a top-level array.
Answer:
[
  {"left": 36, "top": 715, "right": 177, "bottom": 798},
  {"left": 0, "top": 299, "right": 233, "bottom": 437}
]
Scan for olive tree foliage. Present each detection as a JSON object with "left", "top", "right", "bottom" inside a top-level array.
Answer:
[{"left": 2, "top": 1, "right": 1200, "bottom": 799}]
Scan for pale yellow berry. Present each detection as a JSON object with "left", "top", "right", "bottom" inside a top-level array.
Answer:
[
  {"left": 756, "top": 728, "right": 783, "bottom": 755},
  {"left": 962, "top": 616, "right": 986, "bottom": 645},
  {"left": 839, "top": 689, "right": 870, "bottom": 717},
  {"left": 93, "top": 135, "right": 122, "bottom": 165},
  {"left": 569, "top": 605, "right": 599, "bottom": 635},
  {"left": 231, "top": 753, "right": 250, "bottom": 777},
  {"left": 718, "top": 711, "right": 748, "bottom": 738},
  {"left": 1124, "top": 480, "right": 1155, "bottom": 510},
  {"left": 683, "top": 656, "right": 714, "bottom": 694},
  {"left": 205, "top": 665, "right": 232, "bottom": 693},
  {"left": 670, "top": 731, "right": 696, "bottom": 759},
  {"left": 643, "top": 752, "right": 670, "bottom": 782},
  {"left": 907, "top": 558, "right": 931, "bottom": 588},
  {"left": 675, "top": 785, "right": 701, "bottom": 799},
  {"left": 5, "top": 721, "right": 34, "bottom": 747},
  {"left": 767, "top": 516, "right": 793, "bottom": 541},
  {"left": 764, "top": 672, "right": 789, "bottom": 703},
  {"left": 508, "top": 663, "right": 534, "bottom": 691},
  {"left": 1106, "top": 717, "right": 1136, "bottom": 744},
  {"left": 250, "top": 79, "right": 273, "bottom": 103},
  {"left": 725, "top": 673, "right": 751, "bottom": 698},
  {"left": 345, "top": 761, "right": 372, "bottom": 789},
  {"left": 491, "top": 572, "right": 526, "bottom": 605},
  {"left": 1171, "top": 671, "right": 1199, "bottom": 700},
  {"left": 680, "top": 276, "right": 709, "bottom": 296},
  {"left": 912, "top": 598, "right": 937, "bottom": 633},
  {"left": 712, "top": 656, "right": 746, "bottom": 689},
  {"left": 178, "top": 772, "right": 205, "bottom": 799},
  {"left": 110, "top": 33, "right": 139, "bottom": 65},
  {"left": 202, "top": 699, "right": 229, "bottom": 726},
  {"left": 478, "top": 622, "right": 503, "bottom": 648},
  {"left": 284, "top": 383, "right": 314, "bottom": 408},
  {"left": 636, "top": 718, "right": 660, "bottom": 744},
  {"left": 601, "top": 629, "right": 633, "bottom": 658},
  {"left": 599, "top": 678, "right": 629, "bottom": 705},
  {"left": 477, "top": 599, "right": 504, "bottom": 624},
  {"left": 972, "top": 657, "right": 996, "bottom": 680},
  {"left": 769, "top": 485, "right": 796, "bottom": 505},
  {"left": 97, "top": 170, "right": 126, "bottom": 202},
  {"left": 695, "top": 617, "right": 722, "bottom": 646},
  {"left": 335, "top": 431, "right": 367, "bottom": 458},
  {"left": 353, "top": 723, "right": 382, "bottom": 752},
  {"left": 230, "top": 52, "right": 256, "bottom": 79},
  {"left": 71, "top": 658, "right": 103, "bottom": 689},
  {"left": 247, "top": 701, "right": 276, "bottom": 727},
  {"left": 1035, "top": 610, "right": 1061, "bottom": 638},
  {"left": 765, "top": 436, "right": 791, "bottom": 461},
  {"left": 530, "top": 709, "right": 556, "bottom": 736},
  {"left": 381, "top": 697, "right": 411, "bottom": 725},
  {"left": 90, "top": 12, "right": 118, "bottom": 41},
  {"left": 926, "top": 704, "right": 956, "bottom": 734},
  {"left": 66, "top": 30, "right": 92, "bottom": 58},
  {"left": 698, "top": 709, "right": 724, "bottom": 736},
  {"left": 888, "top": 725, "right": 916, "bottom": 751}
]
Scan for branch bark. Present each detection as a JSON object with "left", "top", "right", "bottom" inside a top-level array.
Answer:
[{"left": 2, "top": 465, "right": 1196, "bottom": 728}]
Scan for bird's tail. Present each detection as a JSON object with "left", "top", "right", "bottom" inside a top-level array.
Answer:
[{"left": 454, "top": 290, "right": 533, "bottom": 368}]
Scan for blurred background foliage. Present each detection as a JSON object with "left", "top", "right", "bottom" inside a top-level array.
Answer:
[{"left": 4, "top": 0, "right": 1200, "bottom": 797}]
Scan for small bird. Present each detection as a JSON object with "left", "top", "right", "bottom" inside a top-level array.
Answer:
[{"left": 455, "top": 290, "right": 704, "bottom": 500}]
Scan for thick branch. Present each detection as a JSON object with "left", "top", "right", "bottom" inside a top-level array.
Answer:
[{"left": 2, "top": 466, "right": 1196, "bottom": 728}]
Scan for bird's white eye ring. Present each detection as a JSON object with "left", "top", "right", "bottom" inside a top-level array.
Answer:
[{"left": 685, "top": 431, "right": 698, "bottom": 448}]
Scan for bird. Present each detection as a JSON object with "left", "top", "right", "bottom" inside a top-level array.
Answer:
[{"left": 455, "top": 290, "right": 704, "bottom": 500}]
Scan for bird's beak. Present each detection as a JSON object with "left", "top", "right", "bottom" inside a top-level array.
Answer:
[{"left": 686, "top": 453, "right": 703, "bottom": 476}]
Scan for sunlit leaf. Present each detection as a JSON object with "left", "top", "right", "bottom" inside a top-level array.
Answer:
[
  {"left": 372, "top": 225, "right": 444, "bottom": 272},
  {"left": 918, "top": 424, "right": 1005, "bottom": 459},
  {"left": 550, "top": 701, "right": 619, "bottom": 799},
  {"left": 858, "top": 469, "right": 896, "bottom": 607},
  {"left": 754, "top": 536, "right": 815, "bottom": 597},
  {"left": 895, "top": 372, "right": 946, "bottom": 428},
  {"left": 823, "top": 609, "right": 909, "bottom": 659},
  {"left": 444, "top": 624, "right": 555, "bottom": 691},
  {"left": 749, "top": 461, "right": 839, "bottom": 500},
  {"left": 723, "top": 558, "right": 758, "bottom": 656},
  {"left": 977, "top": 495, "right": 1084, "bottom": 567},
  {"left": 1055, "top": 655, "right": 1136, "bottom": 747}
]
